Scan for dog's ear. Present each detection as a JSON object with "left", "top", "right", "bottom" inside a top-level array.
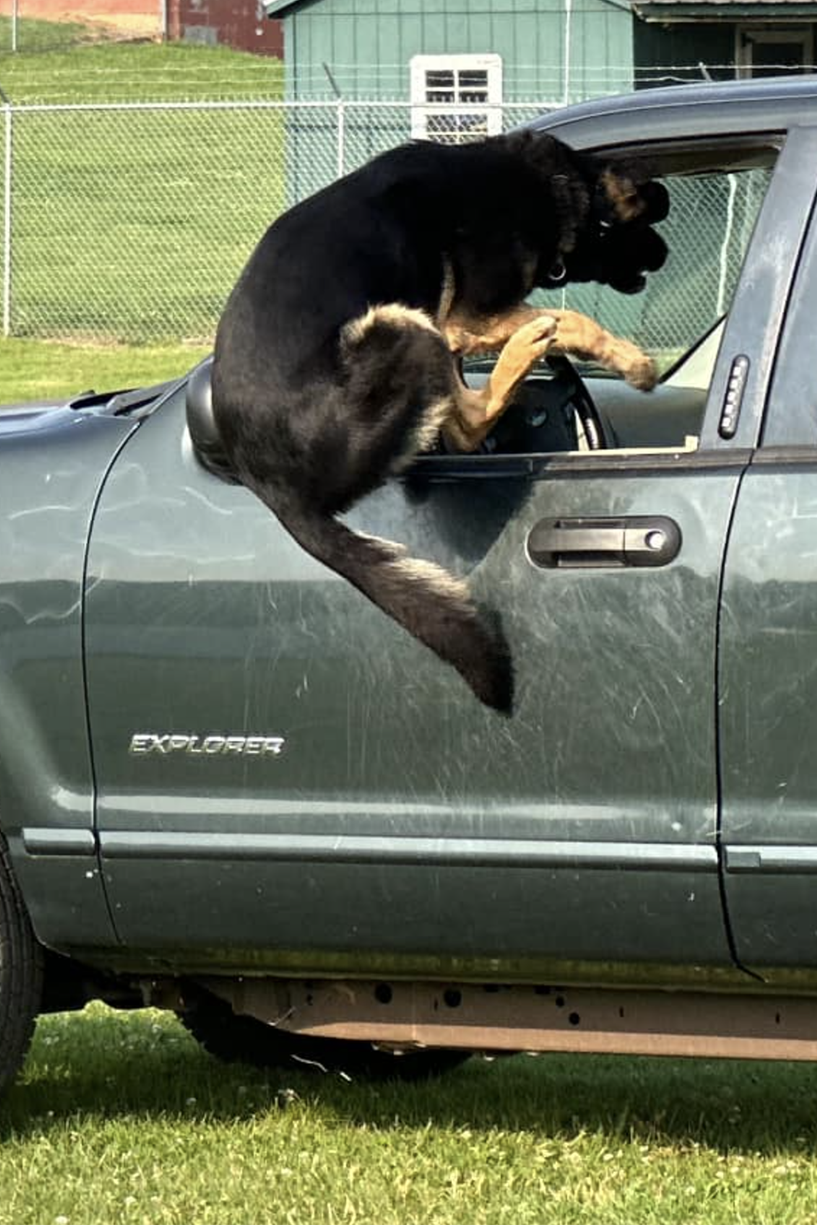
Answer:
[
  {"left": 600, "top": 170, "right": 645, "bottom": 223},
  {"left": 501, "top": 129, "right": 591, "bottom": 217},
  {"left": 639, "top": 180, "right": 670, "bottom": 224},
  {"left": 598, "top": 167, "right": 670, "bottom": 226}
]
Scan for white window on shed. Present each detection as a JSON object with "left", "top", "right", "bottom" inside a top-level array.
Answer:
[{"left": 410, "top": 54, "right": 503, "bottom": 144}]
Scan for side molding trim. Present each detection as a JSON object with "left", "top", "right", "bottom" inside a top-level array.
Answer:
[{"left": 22, "top": 829, "right": 97, "bottom": 857}]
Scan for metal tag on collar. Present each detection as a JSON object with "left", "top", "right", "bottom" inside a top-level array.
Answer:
[{"left": 547, "top": 257, "right": 567, "bottom": 285}]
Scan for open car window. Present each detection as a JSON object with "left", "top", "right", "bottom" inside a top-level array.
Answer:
[
  {"left": 546, "top": 142, "right": 778, "bottom": 382},
  {"left": 456, "top": 139, "right": 780, "bottom": 459}
]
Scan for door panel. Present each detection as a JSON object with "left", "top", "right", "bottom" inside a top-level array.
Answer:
[
  {"left": 719, "top": 464, "right": 817, "bottom": 977},
  {"left": 84, "top": 388, "right": 738, "bottom": 979},
  {"left": 719, "top": 189, "right": 817, "bottom": 981}
]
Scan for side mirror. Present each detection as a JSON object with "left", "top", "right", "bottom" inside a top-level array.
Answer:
[{"left": 185, "top": 357, "right": 239, "bottom": 483}]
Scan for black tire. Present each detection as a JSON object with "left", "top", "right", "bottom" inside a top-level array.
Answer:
[
  {"left": 0, "top": 836, "right": 43, "bottom": 1094},
  {"left": 178, "top": 992, "right": 469, "bottom": 1082}
]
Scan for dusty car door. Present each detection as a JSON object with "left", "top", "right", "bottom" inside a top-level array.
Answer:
[
  {"left": 82, "top": 132, "right": 796, "bottom": 982},
  {"left": 719, "top": 129, "right": 817, "bottom": 979}
]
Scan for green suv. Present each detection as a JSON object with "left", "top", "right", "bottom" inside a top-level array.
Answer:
[{"left": 3, "top": 75, "right": 817, "bottom": 1092}]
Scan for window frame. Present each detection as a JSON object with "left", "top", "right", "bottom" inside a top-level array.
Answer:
[
  {"left": 408, "top": 131, "right": 797, "bottom": 470},
  {"left": 736, "top": 27, "right": 814, "bottom": 79},
  {"left": 409, "top": 53, "right": 503, "bottom": 145}
]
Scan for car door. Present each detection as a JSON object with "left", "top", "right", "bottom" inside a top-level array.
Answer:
[
  {"left": 82, "top": 130, "right": 797, "bottom": 982},
  {"left": 719, "top": 130, "right": 817, "bottom": 979}
]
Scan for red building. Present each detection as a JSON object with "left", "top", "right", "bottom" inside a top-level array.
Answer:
[
  {"left": 0, "top": 0, "right": 282, "bottom": 55},
  {"left": 166, "top": 0, "right": 282, "bottom": 56}
]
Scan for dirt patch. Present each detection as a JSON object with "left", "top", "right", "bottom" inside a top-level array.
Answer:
[{"left": 0, "top": 0, "right": 161, "bottom": 38}]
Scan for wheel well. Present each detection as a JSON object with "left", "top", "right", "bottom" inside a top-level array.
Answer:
[{"left": 40, "top": 949, "right": 143, "bottom": 1014}]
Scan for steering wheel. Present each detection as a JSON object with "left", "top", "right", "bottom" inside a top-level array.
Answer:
[
  {"left": 544, "top": 354, "right": 608, "bottom": 452},
  {"left": 478, "top": 352, "right": 609, "bottom": 455}
]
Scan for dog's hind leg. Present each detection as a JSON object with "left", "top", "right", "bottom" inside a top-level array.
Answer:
[{"left": 226, "top": 303, "right": 517, "bottom": 713}]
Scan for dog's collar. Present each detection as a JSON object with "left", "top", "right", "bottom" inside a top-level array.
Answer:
[
  {"left": 544, "top": 257, "right": 567, "bottom": 286},
  {"left": 544, "top": 206, "right": 617, "bottom": 286},
  {"left": 542, "top": 170, "right": 618, "bottom": 287}
]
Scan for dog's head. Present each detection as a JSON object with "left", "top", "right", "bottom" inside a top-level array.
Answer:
[
  {"left": 544, "top": 160, "right": 670, "bottom": 295},
  {"left": 501, "top": 131, "right": 669, "bottom": 295}
]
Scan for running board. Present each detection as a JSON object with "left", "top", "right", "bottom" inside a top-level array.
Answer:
[{"left": 195, "top": 978, "right": 817, "bottom": 1062}]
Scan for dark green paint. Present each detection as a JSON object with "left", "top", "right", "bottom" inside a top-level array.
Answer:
[
  {"left": 0, "top": 405, "right": 138, "bottom": 949},
  {"left": 633, "top": 20, "right": 736, "bottom": 84},
  {"left": 7, "top": 80, "right": 817, "bottom": 1000}
]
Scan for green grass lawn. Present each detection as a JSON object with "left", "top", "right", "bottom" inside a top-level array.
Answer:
[
  {"left": 8, "top": 101, "right": 286, "bottom": 343},
  {"left": 0, "top": 14, "right": 96, "bottom": 56},
  {"left": 0, "top": 337, "right": 207, "bottom": 401},
  {"left": 1, "top": 41, "right": 289, "bottom": 344},
  {"left": 0, "top": 37, "right": 284, "bottom": 104},
  {"left": 3, "top": 1004, "right": 817, "bottom": 1225}
]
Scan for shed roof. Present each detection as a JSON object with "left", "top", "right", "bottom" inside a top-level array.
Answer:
[
  {"left": 265, "top": 0, "right": 314, "bottom": 14},
  {"left": 268, "top": 0, "right": 817, "bottom": 16},
  {"left": 637, "top": 0, "right": 816, "bottom": 5},
  {"left": 634, "top": 0, "right": 817, "bottom": 15},
  {"left": 266, "top": 0, "right": 631, "bottom": 12}
]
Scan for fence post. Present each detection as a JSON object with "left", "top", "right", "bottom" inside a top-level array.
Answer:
[
  {"left": 3, "top": 102, "right": 12, "bottom": 337},
  {"left": 563, "top": 0, "right": 573, "bottom": 106},
  {"left": 716, "top": 173, "right": 738, "bottom": 318}
]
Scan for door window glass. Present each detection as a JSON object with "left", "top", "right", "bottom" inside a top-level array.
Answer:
[
  {"left": 456, "top": 143, "right": 779, "bottom": 457},
  {"left": 548, "top": 158, "right": 774, "bottom": 380}
]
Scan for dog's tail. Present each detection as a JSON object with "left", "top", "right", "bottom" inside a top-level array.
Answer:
[{"left": 253, "top": 489, "right": 514, "bottom": 715}]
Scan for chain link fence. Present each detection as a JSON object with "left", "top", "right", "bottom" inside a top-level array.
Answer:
[
  {"left": 2, "top": 100, "right": 293, "bottom": 342},
  {"left": 0, "top": 96, "right": 770, "bottom": 357}
]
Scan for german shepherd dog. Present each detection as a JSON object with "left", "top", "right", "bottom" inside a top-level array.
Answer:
[{"left": 212, "top": 130, "right": 668, "bottom": 715}]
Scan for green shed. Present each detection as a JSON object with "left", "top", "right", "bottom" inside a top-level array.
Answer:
[
  {"left": 266, "top": 0, "right": 635, "bottom": 200},
  {"left": 265, "top": 0, "right": 635, "bottom": 102},
  {"left": 633, "top": 0, "right": 817, "bottom": 84},
  {"left": 266, "top": 0, "right": 817, "bottom": 200}
]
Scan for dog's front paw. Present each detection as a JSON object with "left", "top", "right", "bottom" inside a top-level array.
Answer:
[
  {"left": 625, "top": 353, "right": 658, "bottom": 391},
  {"left": 499, "top": 314, "right": 557, "bottom": 374},
  {"left": 611, "top": 338, "right": 657, "bottom": 391}
]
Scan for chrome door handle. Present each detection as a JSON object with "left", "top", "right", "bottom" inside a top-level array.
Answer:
[{"left": 527, "top": 516, "right": 682, "bottom": 569}]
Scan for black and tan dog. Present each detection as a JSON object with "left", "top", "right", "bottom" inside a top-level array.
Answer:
[{"left": 212, "top": 130, "right": 668, "bottom": 715}]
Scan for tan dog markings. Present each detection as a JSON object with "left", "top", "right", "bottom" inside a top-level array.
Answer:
[
  {"left": 441, "top": 305, "right": 656, "bottom": 451},
  {"left": 445, "top": 305, "right": 656, "bottom": 391},
  {"left": 345, "top": 298, "right": 656, "bottom": 455},
  {"left": 600, "top": 170, "right": 645, "bottom": 223},
  {"left": 444, "top": 315, "right": 557, "bottom": 451}
]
